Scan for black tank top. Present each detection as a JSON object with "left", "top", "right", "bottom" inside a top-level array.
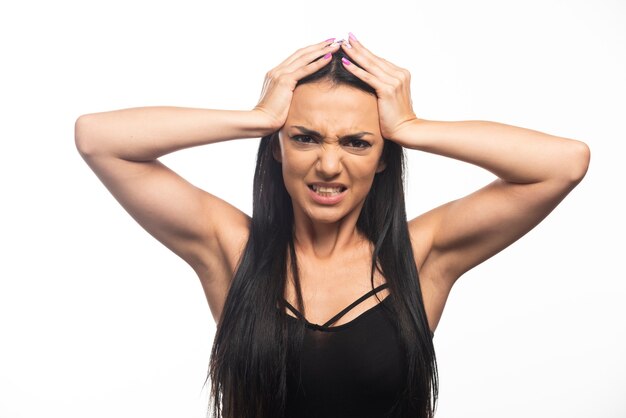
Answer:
[{"left": 280, "top": 283, "right": 408, "bottom": 417}]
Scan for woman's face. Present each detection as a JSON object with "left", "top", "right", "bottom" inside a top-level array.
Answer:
[{"left": 276, "top": 81, "right": 386, "bottom": 225}]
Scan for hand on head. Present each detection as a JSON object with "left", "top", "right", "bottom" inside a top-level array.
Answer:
[
  {"left": 253, "top": 39, "right": 340, "bottom": 133},
  {"left": 253, "top": 34, "right": 418, "bottom": 144},
  {"left": 337, "top": 33, "right": 418, "bottom": 143}
]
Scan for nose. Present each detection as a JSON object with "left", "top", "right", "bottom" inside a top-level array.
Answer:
[{"left": 316, "top": 146, "right": 343, "bottom": 178}]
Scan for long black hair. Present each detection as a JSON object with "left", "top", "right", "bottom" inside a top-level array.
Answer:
[{"left": 206, "top": 47, "right": 438, "bottom": 418}]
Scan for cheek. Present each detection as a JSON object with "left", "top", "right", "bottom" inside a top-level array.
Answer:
[
  {"left": 282, "top": 147, "right": 319, "bottom": 173},
  {"left": 280, "top": 153, "right": 313, "bottom": 197},
  {"left": 349, "top": 155, "right": 384, "bottom": 180}
]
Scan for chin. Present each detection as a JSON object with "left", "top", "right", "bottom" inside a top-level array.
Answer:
[
  {"left": 303, "top": 206, "right": 359, "bottom": 225},
  {"left": 304, "top": 211, "right": 340, "bottom": 224},
  {"left": 310, "top": 215, "right": 345, "bottom": 224}
]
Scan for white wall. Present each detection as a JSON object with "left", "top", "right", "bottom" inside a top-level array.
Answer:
[{"left": 1, "top": 0, "right": 624, "bottom": 417}]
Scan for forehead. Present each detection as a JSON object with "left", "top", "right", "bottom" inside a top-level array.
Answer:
[{"left": 286, "top": 82, "right": 380, "bottom": 135}]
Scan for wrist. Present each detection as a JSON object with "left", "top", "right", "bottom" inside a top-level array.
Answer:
[
  {"left": 249, "top": 108, "right": 284, "bottom": 137},
  {"left": 386, "top": 117, "right": 427, "bottom": 149}
]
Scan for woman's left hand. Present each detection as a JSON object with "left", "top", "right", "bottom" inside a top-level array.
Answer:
[{"left": 339, "top": 34, "right": 419, "bottom": 146}]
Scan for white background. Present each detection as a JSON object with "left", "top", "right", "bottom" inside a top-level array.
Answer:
[{"left": 1, "top": 0, "right": 624, "bottom": 417}]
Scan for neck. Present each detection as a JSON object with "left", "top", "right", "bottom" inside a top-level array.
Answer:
[{"left": 292, "top": 208, "right": 368, "bottom": 259}]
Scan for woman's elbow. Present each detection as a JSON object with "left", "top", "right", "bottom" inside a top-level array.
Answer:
[
  {"left": 74, "top": 113, "right": 100, "bottom": 158},
  {"left": 567, "top": 140, "right": 591, "bottom": 184}
]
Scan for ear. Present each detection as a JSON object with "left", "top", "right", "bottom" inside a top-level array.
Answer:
[
  {"left": 271, "top": 133, "right": 282, "bottom": 163},
  {"left": 375, "top": 158, "right": 386, "bottom": 173}
]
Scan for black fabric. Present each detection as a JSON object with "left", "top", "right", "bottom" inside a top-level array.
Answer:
[{"left": 280, "top": 283, "right": 408, "bottom": 418}]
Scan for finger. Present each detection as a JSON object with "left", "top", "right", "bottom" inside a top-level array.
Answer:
[
  {"left": 263, "top": 46, "right": 338, "bottom": 93},
  {"left": 285, "top": 48, "right": 338, "bottom": 83},
  {"left": 344, "top": 51, "right": 400, "bottom": 90},
  {"left": 342, "top": 41, "right": 398, "bottom": 79},
  {"left": 280, "top": 42, "right": 340, "bottom": 75},
  {"left": 341, "top": 38, "right": 406, "bottom": 81},
  {"left": 378, "top": 57, "right": 411, "bottom": 84},
  {"left": 342, "top": 35, "right": 396, "bottom": 69},
  {"left": 267, "top": 43, "right": 339, "bottom": 89},
  {"left": 342, "top": 48, "right": 398, "bottom": 86},
  {"left": 276, "top": 38, "right": 338, "bottom": 71},
  {"left": 339, "top": 55, "right": 393, "bottom": 94}
]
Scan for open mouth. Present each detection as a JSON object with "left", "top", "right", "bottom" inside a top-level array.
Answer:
[{"left": 308, "top": 184, "right": 347, "bottom": 197}]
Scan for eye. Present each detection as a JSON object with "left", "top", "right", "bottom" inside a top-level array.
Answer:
[
  {"left": 291, "top": 135, "right": 317, "bottom": 144},
  {"left": 344, "top": 138, "right": 372, "bottom": 149}
]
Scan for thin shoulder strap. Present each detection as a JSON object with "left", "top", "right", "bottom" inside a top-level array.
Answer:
[
  {"left": 283, "top": 299, "right": 305, "bottom": 320},
  {"left": 322, "top": 282, "right": 389, "bottom": 328}
]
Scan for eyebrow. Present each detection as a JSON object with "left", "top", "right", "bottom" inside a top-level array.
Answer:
[{"left": 291, "top": 125, "right": 374, "bottom": 139}]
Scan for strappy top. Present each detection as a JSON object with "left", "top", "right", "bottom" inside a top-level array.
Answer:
[
  {"left": 282, "top": 282, "right": 391, "bottom": 331},
  {"left": 280, "top": 283, "right": 410, "bottom": 417}
]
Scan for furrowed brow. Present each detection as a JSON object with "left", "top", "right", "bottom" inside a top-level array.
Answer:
[{"left": 291, "top": 125, "right": 374, "bottom": 139}]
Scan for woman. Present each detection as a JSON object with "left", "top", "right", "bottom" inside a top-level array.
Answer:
[{"left": 75, "top": 35, "right": 590, "bottom": 418}]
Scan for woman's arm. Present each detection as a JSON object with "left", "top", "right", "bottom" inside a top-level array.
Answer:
[
  {"left": 75, "top": 107, "right": 273, "bottom": 161},
  {"left": 75, "top": 39, "right": 340, "bottom": 321},
  {"left": 393, "top": 119, "right": 589, "bottom": 185},
  {"left": 338, "top": 36, "right": 590, "bottom": 289},
  {"left": 74, "top": 108, "right": 271, "bottom": 281},
  {"left": 398, "top": 119, "right": 590, "bottom": 282}
]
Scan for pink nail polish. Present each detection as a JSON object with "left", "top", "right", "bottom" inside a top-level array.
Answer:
[
  {"left": 324, "top": 52, "right": 332, "bottom": 59},
  {"left": 324, "top": 37, "right": 336, "bottom": 42},
  {"left": 349, "top": 32, "right": 357, "bottom": 42},
  {"left": 341, "top": 57, "right": 351, "bottom": 66}
]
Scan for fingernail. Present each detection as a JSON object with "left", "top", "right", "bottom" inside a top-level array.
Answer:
[
  {"left": 324, "top": 52, "right": 332, "bottom": 60},
  {"left": 324, "top": 37, "right": 336, "bottom": 43},
  {"left": 341, "top": 57, "right": 351, "bottom": 66},
  {"left": 349, "top": 32, "right": 357, "bottom": 42}
]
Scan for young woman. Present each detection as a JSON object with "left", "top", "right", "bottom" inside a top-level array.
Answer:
[{"left": 75, "top": 34, "right": 590, "bottom": 418}]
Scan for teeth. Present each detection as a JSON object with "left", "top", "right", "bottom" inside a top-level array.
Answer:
[{"left": 311, "top": 185, "right": 344, "bottom": 195}]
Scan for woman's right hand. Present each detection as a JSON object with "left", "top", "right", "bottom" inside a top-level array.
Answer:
[{"left": 253, "top": 39, "right": 340, "bottom": 133}]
